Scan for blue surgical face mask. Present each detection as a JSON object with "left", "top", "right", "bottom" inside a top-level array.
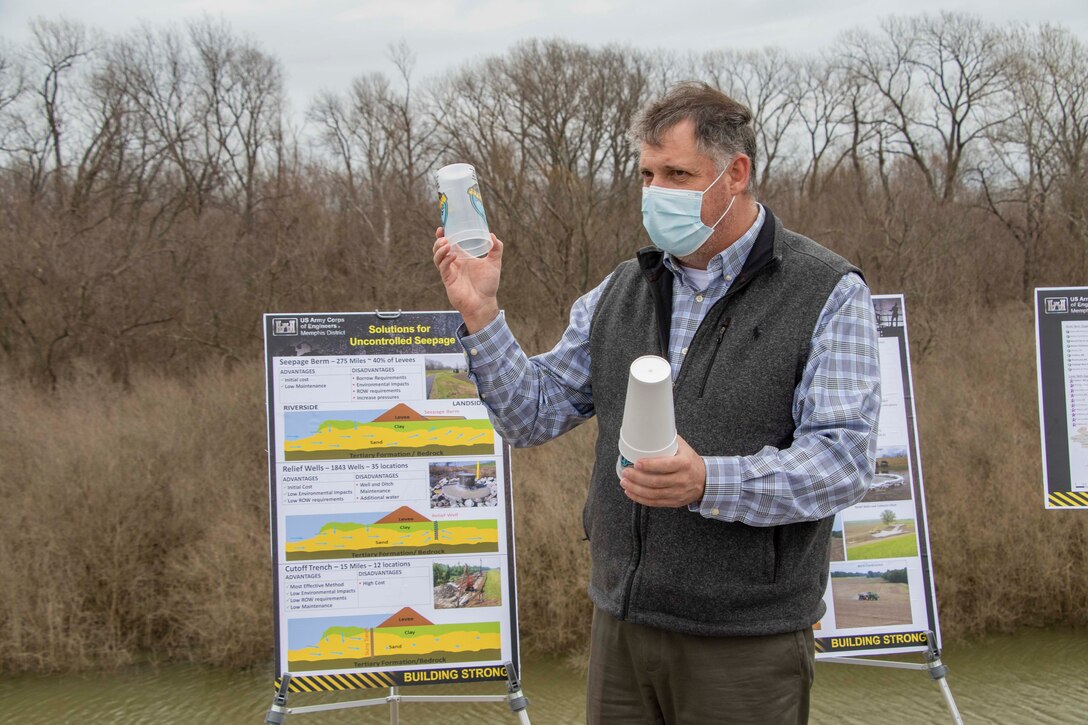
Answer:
[{"left": 641, "top": 167, "right": 735, "bottom": 257}]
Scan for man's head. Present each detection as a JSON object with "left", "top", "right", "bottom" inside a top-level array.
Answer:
[
  {"left": 631, "top": 83, "right": 759, "bottom": 267},
  {"left": 631, "top": 82, "right": 757, "bottom": 191}
]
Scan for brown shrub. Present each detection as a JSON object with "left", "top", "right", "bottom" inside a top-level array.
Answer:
[
  {"left": 0, "top": 365, "right": 272, "bottom": 672},
  {"left": 3, "top": 303, "right": 1088, "bottom": 673},
  {"left": 917, "top": 303, "right": 1088, "bottom": 637}
]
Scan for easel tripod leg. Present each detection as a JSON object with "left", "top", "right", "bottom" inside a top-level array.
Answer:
[
  {"left": 265, "top": 673, "right": 292, "bottom": 725},
  {"left": 504, "top": 661, "right": 532, "bottom": 724},
  {"left": 389, "top": 685, "right": 400, "bottom": 725},
  {"left": 924, "top": 631, "right": 964, "bottom": 725}
]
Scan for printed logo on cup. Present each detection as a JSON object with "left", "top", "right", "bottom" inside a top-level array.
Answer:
[
  {"left": 434, "top": 163, "right": 493, "bottom": 258},
  {"left": 468, "top": 185, "right": 487, "bottom": 223}
]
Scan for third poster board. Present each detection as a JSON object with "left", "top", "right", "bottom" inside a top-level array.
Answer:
[
  {"left": 814, "top": 294, "right": 942, "bottom": 659},
  {"left": 1034, "top": 286, "right": 1088, "bottom": 508}
]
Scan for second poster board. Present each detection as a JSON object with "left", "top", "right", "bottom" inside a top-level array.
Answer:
[{"left": 813, "top": 294, "right": 942, "bottom": 658}]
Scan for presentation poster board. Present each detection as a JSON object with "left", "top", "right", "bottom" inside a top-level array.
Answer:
[
  {"left": 813, "top": 294, "right": 942, "bottom": 659},
  {"left": 1034, "top": 287, "right": 1088, "bottom": 508},
  {"left": 263, "top": 312, "right": 519, "bottom": 693}
]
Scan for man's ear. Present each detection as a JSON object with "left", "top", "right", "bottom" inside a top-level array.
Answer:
[{"left": 728, "top": 154, "right": 751, "bottom": 194}]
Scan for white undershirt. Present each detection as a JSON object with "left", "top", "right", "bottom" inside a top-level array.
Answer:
[{"left": 679, "top": 266, "right": 715, "bottom": 292}]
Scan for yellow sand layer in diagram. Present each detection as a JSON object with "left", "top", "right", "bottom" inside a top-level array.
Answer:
[
  {"left": 287, "top": 424, "right": 493, "bottom": 453},
  {"left": 289, "top": 629, "right": 500, "bottom": 664},
  {"left": 290, "top": 631, "right": 374, "bottom": 663},
  {"left": 286, "top": 523, "right": 498, "bottom": 555}
]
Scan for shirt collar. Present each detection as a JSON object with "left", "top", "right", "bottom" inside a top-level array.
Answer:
[{"left": 663, "top": 203, "right": 766, "bottom": 288}]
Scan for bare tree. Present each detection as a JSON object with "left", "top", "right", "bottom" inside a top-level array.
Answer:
[
  {"left": 0, "top": 41, "right": 25, "bottom": 116},
  {"left": 1033, "top": 27, "right": 1088, "bottom": 278},
  {"left": 795, "top": 54, "right": 857, "bottom": 198},
  {"left": 0, "top": 12, "right": 1084, "bottom": 384},
  {"left": 190, "top": 17, "right": 284, "bottom": 229},
  {"left": 842, "top": 13, "right": 1009, "bottom": 202},
  {"left": 108, "top": 23, "right": 222, "bottom": 220},
  {"left": 974, "top": 25, "right": 1088, "bottom": 299},
  {"left": 699, "top": 47, "right": 800, "bottom": 193},
  {"left": 29, "top": 18, "right": 92, "bottom": 203},
  {"left": 433, "top": 41, "right": 652, "bottom": 331}
]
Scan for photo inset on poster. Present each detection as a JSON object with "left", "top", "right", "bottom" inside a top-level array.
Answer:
[
  {"left": 830, "top": 514, "right": 846, "bottom": 562},
  {"left": 844, "top": 508, "right": 918, "bottom": 561},
  {"left": 873, "top": 297, "right": 904, "bottom": 329},
  {"left": 425, "top": 354, "right": 479, "bottom": 399},
  {"left": 285, "top": 507, "right": 500, "bottom": 561},
  {"left": 862, "top": 445, "right": 913, "bottom": 503},
  {"left": 283, "top": 404, "right": 494, "bottom": 461},
  {"left": 287, "top": 608, "right": 501, "bottom": 672},
  {"left": 830, "top": 564, "right": 913, "bottom": 629},
  {"left": 433, "top": 561, "right": 502, "bottom": 609},
  {"left": 429, "top": 460, "right": 498, "bottom": 508}
]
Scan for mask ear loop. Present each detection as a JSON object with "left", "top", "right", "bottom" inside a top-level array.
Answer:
[
  {"left": 703, "top": 162, "right": 735, "bottom": 230},
  {"left": 708, "top": 193, "right": 736, "bottom": 229}
]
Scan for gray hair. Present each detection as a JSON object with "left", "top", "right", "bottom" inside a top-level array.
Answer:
[{"left": 630, "top": 81, "right": 758, "bottom": 189}]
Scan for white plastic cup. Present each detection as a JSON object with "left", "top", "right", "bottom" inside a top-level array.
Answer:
[
  {"left": 435, "top": 163, "right": 493, "bottom": 258},
  {"left": 617, "top": 355, "right": 677, "bottom": 477}
]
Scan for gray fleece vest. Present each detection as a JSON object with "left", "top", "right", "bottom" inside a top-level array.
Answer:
[{"left": 583, "top": 208, "right": 860, "bottom": 637}]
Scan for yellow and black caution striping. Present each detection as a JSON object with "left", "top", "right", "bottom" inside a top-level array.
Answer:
[
  {"left": 1049, "top": 491, "right": 1088, "bottom": 507},
  {"left": 813, "top": 640, "right": 827, "bottom": 653},
  {"left": 274, "top": 671, "right": 396, "bottom": 692}
]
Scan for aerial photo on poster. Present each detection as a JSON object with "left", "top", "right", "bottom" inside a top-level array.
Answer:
[
  {"left": 432, "top": 561, "right": 502, "bottom": 609},
  {"left": 862, "top": 445, "right": 914, "bottom": 503},
  {"left": 425, "top": 354, "right": 479, "bottom": 399},
  {"left": 843, "top": 508, "right": 918, "bottom": 561},
  {"left": 830, "top": 514, "right": 846, "bottom": 562},
  {"left": 830, "top": 564, "right": 914, "bottom": 629},
  {"left": 428, "top": 460, "right": 498, "bottom": 508}
]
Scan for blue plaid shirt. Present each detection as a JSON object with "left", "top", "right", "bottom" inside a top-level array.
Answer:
[{"left": 460, "top": 206, "right": 880, "bottom": 526}]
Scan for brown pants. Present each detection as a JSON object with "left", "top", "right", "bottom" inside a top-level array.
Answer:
[{"left": 586, "top": 607, "right": 815, "bottom": 725}]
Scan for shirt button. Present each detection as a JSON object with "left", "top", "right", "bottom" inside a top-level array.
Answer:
[
  {"left": 711, "top": 507, "right": 720, "bottom": 516},
  {"left": 469, "top": 348, "right": 478, "bottom": 356},
  {"left": 681, "top": 347, "right": 688, "bottom": 355},
  {"left": 725, "top": 274, "right": 734, "bottom": 282},
  {"left": 695, "top": 294, "right": 704, "bottom": 302}
]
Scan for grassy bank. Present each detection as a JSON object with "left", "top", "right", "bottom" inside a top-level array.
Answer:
[{"left": 1, "top": 305, "right": 1086, "bottom": 673}]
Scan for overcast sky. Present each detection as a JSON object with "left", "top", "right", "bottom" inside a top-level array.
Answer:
[{"left": 2, "top": 0, "right": 1086, "bottom": 114}]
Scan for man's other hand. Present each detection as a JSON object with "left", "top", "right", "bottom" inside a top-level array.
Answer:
[{"left": 620, "top": 435, "right": 706, "bottom": 508}]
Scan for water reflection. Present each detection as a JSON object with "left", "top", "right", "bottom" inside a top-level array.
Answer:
[{"left": 2, "top": 629, "right": 1087, "bottom": 723}]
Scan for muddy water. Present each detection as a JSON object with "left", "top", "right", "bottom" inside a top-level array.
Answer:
[{"left": 2, "top": 628, "right": 1086, "bottom": 723}]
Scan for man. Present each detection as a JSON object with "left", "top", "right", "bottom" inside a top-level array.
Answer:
[{"left": 432, "top": 82, "right": 880, "bottom": 724}]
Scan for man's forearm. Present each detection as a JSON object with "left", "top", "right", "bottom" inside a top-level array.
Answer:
[{"left": 460, "top": 313, "right": 595, "bottom": 447}]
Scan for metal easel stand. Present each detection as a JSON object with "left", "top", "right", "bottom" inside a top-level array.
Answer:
[
  {"left": 821, "top": 630, "right": 963, "bottom": 725},
  {"left": 265, "top": 661, "right": 531, "bottom": 725}
]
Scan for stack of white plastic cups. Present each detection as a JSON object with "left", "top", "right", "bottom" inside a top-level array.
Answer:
[{"left": 617, "top": 355, "right": 678, "bottom": 477}]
